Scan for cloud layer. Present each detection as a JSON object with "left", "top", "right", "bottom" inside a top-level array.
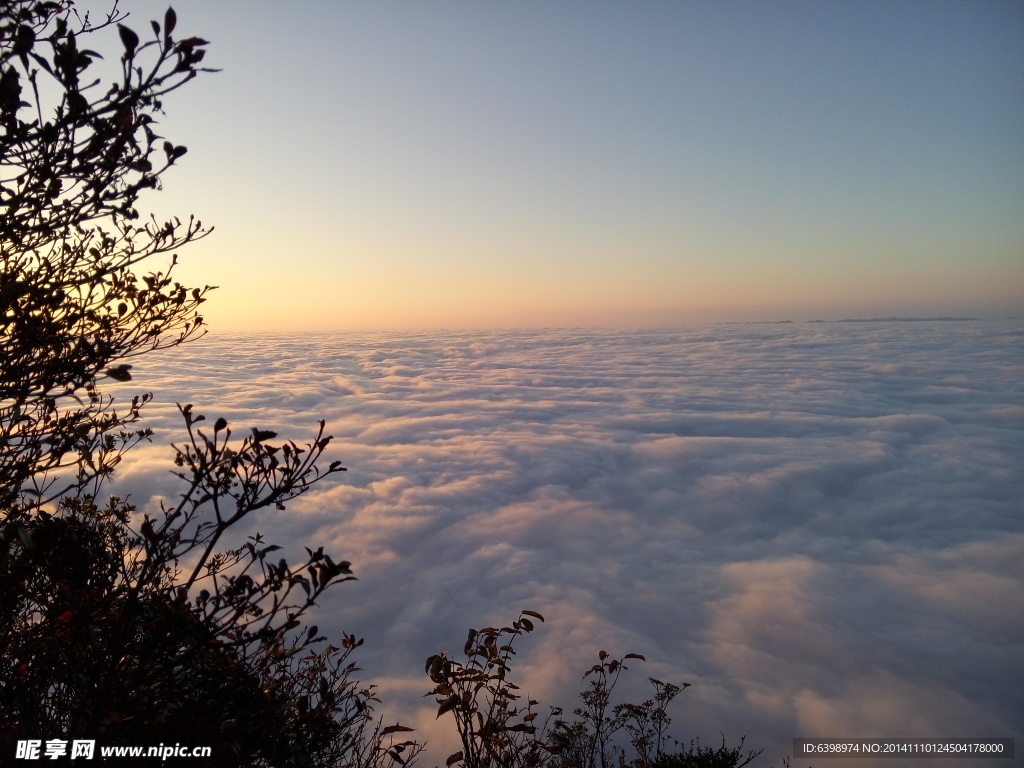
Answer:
[{"left": 107, "top": 320, "right": 1024, "bottom": 766}]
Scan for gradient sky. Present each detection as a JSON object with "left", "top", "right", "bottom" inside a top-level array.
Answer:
[{"left": 83, "top": 0, "right": 1024, "bottom": 329}]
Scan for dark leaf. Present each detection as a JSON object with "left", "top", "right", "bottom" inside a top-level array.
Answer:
[
  {"left": 29, "top": 52, "right": 54, "bottom": 75},
  {"left": 436, "top": 696, "right": 458, "bottom": 718},
  {"left": 380, "top": 724, "right": 415, "bottom": 736},
  {"left": 105, "top": 364, "right": 133, "bottom": 382},
  {"left": 117, "top": 24, "right": 139, "bottom": 56},
  {"left": 13, "top": 25, "right": 36, "bottom": 58}
]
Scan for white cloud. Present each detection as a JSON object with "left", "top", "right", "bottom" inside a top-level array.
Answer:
[{"left": 105, "top": 320, "right": 1024, "bottom": 766}]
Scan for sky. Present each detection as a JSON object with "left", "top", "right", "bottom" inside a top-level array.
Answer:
[
  {"left": 74, "top": 0, "right": 1024, "bottom": 330},
  {"left": 33, "top": 3, "right": 1024, "bottom": 762},
  {"left": 10, "top": 3, "right": 1024, "bottom": 763},
  {"left": 105, "top": 320, "right": 1024, "bottom": 767}
]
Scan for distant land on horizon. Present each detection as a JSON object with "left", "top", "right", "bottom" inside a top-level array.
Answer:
[
  {"left": 808, "top": 316, "right": 981, "bottom": 323},
  {"left": 719, "top": 316, "right": 982, "bottom": 325}
]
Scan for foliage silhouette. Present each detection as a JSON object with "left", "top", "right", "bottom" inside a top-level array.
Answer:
[
  {"left": 426, "top": 610, "right": 554, "bottom": 768},
  {"left": 0, "top": 3, "right": 419, "bottom": 765},
  {"left": 1, "top": 0, "right": 213, "bottom": 519},
  {"left": 652, "top": 737, "right": 762, "bottom": 768},
  {"left": 427, "top": 611, "right": 768, "bottom": 768}
]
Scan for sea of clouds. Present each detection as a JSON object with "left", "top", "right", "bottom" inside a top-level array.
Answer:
[{"left": 106, "top": 320, "right": 1023, "bottom": 767}]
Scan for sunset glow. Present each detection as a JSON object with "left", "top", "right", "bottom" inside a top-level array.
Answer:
[{"left": 76, "top": 0, "right": 1023, "bottom": 331}]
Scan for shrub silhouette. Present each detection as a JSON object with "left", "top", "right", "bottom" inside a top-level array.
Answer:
[
  {"left": 426, "top": 611, "right": 766, "bottom": 768},
  {"left": 0, "top": 3, "right": 417, "bottom": 765}
]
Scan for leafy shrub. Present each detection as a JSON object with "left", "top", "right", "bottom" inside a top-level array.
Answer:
[
  {"left": 426, "top": 611, "right": 765, "bottom": 768},
  {"left": 0, "top": 3, "right": 418, "bottom": 765}
]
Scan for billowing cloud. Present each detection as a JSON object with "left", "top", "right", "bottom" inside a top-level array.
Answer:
[{"left": 106, "top": 320, "right": 1024, "bottom": 766}]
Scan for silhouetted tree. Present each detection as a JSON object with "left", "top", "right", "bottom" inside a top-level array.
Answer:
[
  {"left": 0, "top": 4, "right": 419, "bottom": 765},
  {"left": 1, "top": 0, "right": 213, "bottom": 516}
]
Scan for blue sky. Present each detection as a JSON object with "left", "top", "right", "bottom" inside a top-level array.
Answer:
[{"left": 86, "top": 0, "right": 1024, "bottom": 329}]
